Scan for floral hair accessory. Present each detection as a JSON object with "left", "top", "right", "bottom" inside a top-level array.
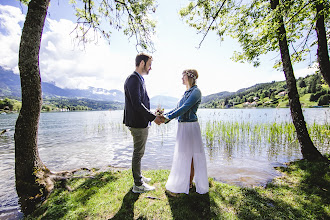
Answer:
[{"left": 184, "top": 71, "right": 197, "bottom": 80}]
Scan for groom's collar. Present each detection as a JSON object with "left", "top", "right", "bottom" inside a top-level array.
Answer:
[{"left": 134, "top": 71, "right": 144, "bottom": 82}]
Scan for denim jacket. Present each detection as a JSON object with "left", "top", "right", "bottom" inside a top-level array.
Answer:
[{"left": 165, "top": 85, "right": 201, "bottom": 122}]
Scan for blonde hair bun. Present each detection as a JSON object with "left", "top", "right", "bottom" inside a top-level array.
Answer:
[{"left": 184, "top": 69, "right": 198, "bottom": 80}]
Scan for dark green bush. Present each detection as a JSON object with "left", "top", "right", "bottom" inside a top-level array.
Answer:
[
  {"left": 318, "top": 94, "right": 330, "bottom": 106},
  {"left": 310, "top": 89, "right": 327, "bottom": 102}
]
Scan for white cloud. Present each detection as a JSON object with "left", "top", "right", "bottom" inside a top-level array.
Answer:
[
  {"left": 0, "top": 4, "right": 25, "bottom": 73},
  {"left": 0, "top": 6, "right": 132, "bottom": 92},
  {"left": 294, "top": 65, "right": 318, "bottom": 78},
  {"left": 39, "top": 18, "right": 134, "bottom": 91}
]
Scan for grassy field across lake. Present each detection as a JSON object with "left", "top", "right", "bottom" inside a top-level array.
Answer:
[{"left": 27, "top": 158, "right": 330, "bottom": 219}]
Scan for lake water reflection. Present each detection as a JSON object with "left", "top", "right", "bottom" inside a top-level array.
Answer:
[{"left": 0, "top": 108, "right": 329, "bottom": 219}]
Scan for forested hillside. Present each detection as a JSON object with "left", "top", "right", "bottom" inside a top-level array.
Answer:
[
  {"left": 0, "top": 97, "right": 123, "bottom": 112},
  {"left": 42, "top": 98, "right": 124, "bottom": 111},
  {"left": 201, "top": 73, "right": 330, "bottom": 108}
]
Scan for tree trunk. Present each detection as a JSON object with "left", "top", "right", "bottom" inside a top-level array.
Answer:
[
  {"left": 15, "top": 0, "right": 51, "bottom": 214},
  {"left": 315, "top": 0, "right": 330, "bottom": 87},
  {"left": 270, "top": 0, "right": 324, "bottom": 161}
]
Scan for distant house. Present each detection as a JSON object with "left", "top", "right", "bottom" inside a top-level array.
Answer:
[
  {"left": 251, "top": 101, "right": 258, "bottom": 107},
  {"left": 278, "top": 91, "right": 287, "bottom": 96},
  {"left": 243, "top": 102, "right": 250, "bottom": 107},
  {"left": 243, "top": 101, "right": 258, "bottom": 107},
  {"left": 253, "top": 97, "right": 259, "bottom": 101}
]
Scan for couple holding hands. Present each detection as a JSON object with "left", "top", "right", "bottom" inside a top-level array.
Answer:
[{"left": 123, "top": 53, "right": 209, "bottom": 195}]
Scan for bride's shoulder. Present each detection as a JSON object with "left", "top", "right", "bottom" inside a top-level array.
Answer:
[{"left": 193, "top": 86, "right": 201, "bottom": 95}]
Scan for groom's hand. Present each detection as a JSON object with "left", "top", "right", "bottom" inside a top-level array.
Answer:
[{"left": 154, "top": 115, "right": 165, "bottom": 125}]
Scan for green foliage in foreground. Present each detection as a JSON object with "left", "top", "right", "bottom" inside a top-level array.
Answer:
[{"left": 27, "top": 159, "right": 330, "bottom": 219}]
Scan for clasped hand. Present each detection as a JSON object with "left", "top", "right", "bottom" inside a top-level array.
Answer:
[{"left": 154, "top": 115, "right": 166, "bottom": 125}]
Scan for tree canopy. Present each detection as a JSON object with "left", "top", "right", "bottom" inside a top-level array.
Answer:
[
  {"left": 179, "top": 0, "right": 329, "bottom": 68},
  {"left": 20, "top": 0, "right": 157, "bottom": 52}
]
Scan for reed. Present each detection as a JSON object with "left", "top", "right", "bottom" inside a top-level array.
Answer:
[
  {"left": 202, "top": 120, "right": 330, "bottom": 154},
  {"left": 85, "top": 114, "right": 329, "bottom": 155}
]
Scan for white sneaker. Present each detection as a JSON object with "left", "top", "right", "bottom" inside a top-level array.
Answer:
[
  {"left": 142, "top": 176, "right": 151, "bottom": 183},
  {"left": 132, "top": 182, "right": 155, "bottom": 193}
]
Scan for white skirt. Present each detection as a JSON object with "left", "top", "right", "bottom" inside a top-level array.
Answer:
[{"left": 165, "top": 121, "right": 209, "bottom": 194}]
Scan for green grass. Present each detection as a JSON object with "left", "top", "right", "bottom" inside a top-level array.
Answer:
[
  {"left": 202, "top": 120, "right": 330, "bottom": 151},
  {"left": 299, "top": 94, "right": 318, "bottom": 107},
  {"left": 277, "top": 99, "right": 289, "bottom": 108},
  {"left": 26, "top": 159, "right": 330, "bottom": 220}
]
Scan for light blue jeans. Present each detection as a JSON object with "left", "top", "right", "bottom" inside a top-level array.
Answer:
[{"left": 129, "top": 127, "right": 149, "bottom": 186}]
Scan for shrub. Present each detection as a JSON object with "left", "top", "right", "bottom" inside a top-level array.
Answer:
[
  {"left": 298, "top": 79, "right": 306, "bottom": 88},
  {"left": 0, "top": 98, "right": 20, "bottom": 111},
  {"left": 42, "top": 105, "right": 52, "bottom": 111},
  {"left": 310, "top": 89, "right": 327, "bottom": 102},
  {"left": 318, "top": 94, "right": 330, "bottom": 106}
]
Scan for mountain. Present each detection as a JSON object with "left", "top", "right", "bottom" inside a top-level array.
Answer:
[
  {"left": 0, "top": 67, "right": 124, "bottom": 102},
  {"left": 200, "top": 81, "right": 282, "bottom": 108},
  {"left": 0, "top": 67, "right": 21, "bottom": 97},
  {"left": 200, "top": 82, "right": 281, "bottom": 105},
  {"left": 0, "top": 67, "right": 180, "bottom": 109},
  {"left": 201, "top": 91, "right": 234, "bottom": 104},
  {"left": 150, "top": 95, "right": 179, "bottom": 109},
  {"left": 200, "top": 73, "right": 329, "bottom": 108},
  {"left": 41, "top": 83, "right": 125, "bottom": 102}
]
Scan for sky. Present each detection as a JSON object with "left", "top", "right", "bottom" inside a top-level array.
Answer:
[{"left": 0, "top": 0, "right": 318, "bottom": 99}]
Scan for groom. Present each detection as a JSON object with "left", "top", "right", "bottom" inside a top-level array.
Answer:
[{"left": 123, "top": 53, "right": 163, "bottom": 193}]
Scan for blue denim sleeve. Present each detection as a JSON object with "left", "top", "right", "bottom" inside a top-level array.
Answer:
[
  {"left": 164, "top": 102, "right": 180, "bottom": 117},
  {"left": 166, "top": 88, "right": 201, "bottom": 120},
  {"left": 164, "top": 108, "right": 176, "bottom": 117}
]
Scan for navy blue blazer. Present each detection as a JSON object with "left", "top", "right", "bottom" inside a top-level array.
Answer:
[{"left": 123, "top": 72, "right": 156, "bottom": 128}]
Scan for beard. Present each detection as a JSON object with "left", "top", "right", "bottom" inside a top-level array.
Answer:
[
  {"left": 143, "top": 64, "right": 150, "bottom": 75},
  {"left": 144, "top": 66, "right": 150, "bottom": 75}
]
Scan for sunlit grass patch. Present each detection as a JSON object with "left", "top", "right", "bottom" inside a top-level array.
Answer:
[{"left": 27, "top": 158, "right": 330, "bottom": 220}]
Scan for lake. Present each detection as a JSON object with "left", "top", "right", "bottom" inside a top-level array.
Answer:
[{"left": 0, "top": 108, "right": 329, "bottom": 219}]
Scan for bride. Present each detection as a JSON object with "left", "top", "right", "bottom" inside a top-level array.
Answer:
[{"left": 164, "top": 69, "right": 209, "bottom": 195}]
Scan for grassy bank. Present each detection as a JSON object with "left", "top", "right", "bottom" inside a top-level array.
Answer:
[{"left": 27, "top": 159, "right": 330, "bottom": 219}]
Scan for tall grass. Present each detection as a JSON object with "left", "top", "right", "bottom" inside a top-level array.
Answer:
[
  {"left": 202, "top": 120, "right": 330, "bottom": 154},
  {"left": 84, "top": 113, "right": 330, "bottom": 157}
]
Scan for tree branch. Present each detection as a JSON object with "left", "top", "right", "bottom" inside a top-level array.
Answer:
[
  {"left": 190, "top": 0, "right": 209, "bottom": 12},
  {"left": 197, "top": 0, "right": 227, "bottom": 49},
  {"left": 114, "top": 0, "right": 142, "bottom": 50},
  {"left": 286, "top": 0, "right": 313, "bottom": 24},
  {"left": 290, "top": 22, "right": 315, "bottom": 63}
]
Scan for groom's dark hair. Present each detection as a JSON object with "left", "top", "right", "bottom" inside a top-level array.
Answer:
[{"left": 135, "top": 53, "right": 152, "bottom": 67}]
